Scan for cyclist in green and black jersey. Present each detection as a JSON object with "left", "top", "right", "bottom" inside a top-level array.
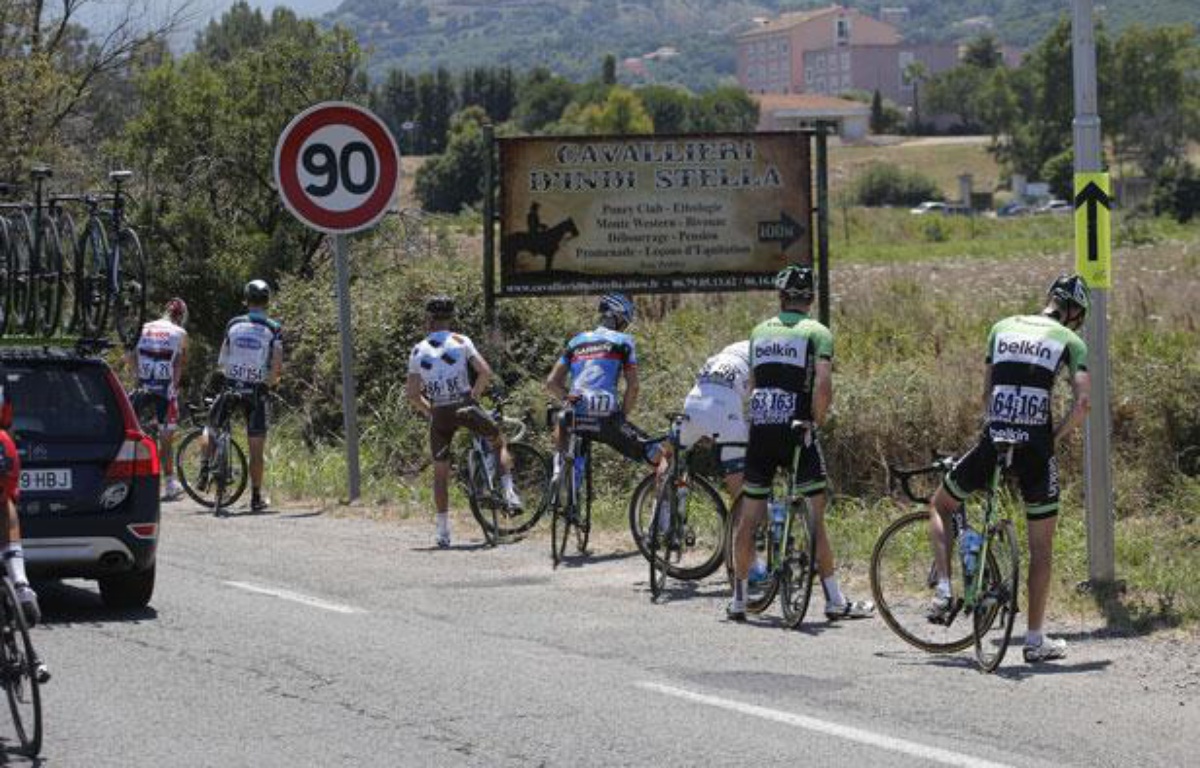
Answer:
[{"left": 928, "top": 275, "right": 1092, "bottom": 663}]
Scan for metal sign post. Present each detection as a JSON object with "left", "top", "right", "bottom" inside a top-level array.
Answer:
[
  {"left": 274, "top": 101, "right": 400, "bottom": 503},
  {"left": 1071, "top": 0, "right": 1116, "bottom": 585}
]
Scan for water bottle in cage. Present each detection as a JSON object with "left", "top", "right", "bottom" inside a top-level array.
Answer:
[{"left": 768, "top": 499, "right": 786, "bottom": 543}]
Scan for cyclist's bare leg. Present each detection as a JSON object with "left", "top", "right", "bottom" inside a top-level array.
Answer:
[
  {"left": 248, "top": 435, "right": 265, "bottom": 493},
  {"left": 432, "top": 459, "right": 451, "bottom": 514},
  {"left": 722, "top": 472, "right": 743, "bottom": 501},
  {"left": 159, "top": 430, "right": 176, "bottom": 480},
  {"left": 928, "top": 486, "right": 959, "bottom": 584},
  {"left": 1026, "top": 515, "right": 1057, "bottom": 634},
  {"left": 808, "top": 491, "right": 835, "bottom": 579},
  {"left": 733, "top": 496, "right": 767, "bottom": 581}
]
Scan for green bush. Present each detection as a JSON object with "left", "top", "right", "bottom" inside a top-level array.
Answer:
[{"left": 851, "top": 162, "right": 943, "bottom": 207}]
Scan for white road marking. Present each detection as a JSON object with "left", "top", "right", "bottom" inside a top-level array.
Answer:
[
  {"left": 224, "top": 581, "right": 365, "bottom": 615},
  {"left": 637, "top": 681, "right": 1015, "bottom": 768}
]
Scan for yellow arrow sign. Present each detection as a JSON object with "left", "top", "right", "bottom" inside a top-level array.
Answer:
[{"left": 1074, "top": 172, "right": 1112, "bottom": 289}]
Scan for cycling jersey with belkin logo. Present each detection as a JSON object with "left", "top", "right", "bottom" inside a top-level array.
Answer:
[
  {"left": 748, "top": 311, "right": 833, "bottom": 426},
  {"left": 135, "top": 317, "right": 187, "bottom": 396},
  {"left": 985, "top": 314, "right": 1087, "bottom": 444},
  {"left": 561, "top": 326, "right": 637, "bottom": 416},
  {"left": 220, "top": 311, "right": 282, "bottom": 386},
  {"left": 407, "top": 331, "right": 480, "bottom": 407}
]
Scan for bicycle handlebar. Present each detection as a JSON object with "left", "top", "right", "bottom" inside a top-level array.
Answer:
[{"left": 886, "top": 450, "right": 956, "bottom": 504}]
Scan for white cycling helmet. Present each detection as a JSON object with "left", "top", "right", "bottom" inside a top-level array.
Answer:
[{"left": 720, "top": 341, "right": 750, "bottom": 367}]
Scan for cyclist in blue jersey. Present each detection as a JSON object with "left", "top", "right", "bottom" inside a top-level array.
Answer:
[{"left": 545, "top": 294, "right": 666, "bottom": 478}]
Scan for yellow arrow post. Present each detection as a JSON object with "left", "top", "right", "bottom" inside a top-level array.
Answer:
[{"left": 1074, "top": 172, "right": 1112, "bottom": 289}]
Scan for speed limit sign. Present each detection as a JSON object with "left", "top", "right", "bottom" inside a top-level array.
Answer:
[{"left": 273, "top": 102, "right": 400, "bottom": 234}]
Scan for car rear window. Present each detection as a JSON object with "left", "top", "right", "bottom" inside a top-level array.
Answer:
[{"left": 6, "top": 363, "right": 123, "bottom": 442}]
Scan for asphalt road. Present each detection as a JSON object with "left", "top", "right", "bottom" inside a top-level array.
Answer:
[{"left": 15, "top": 500, "right": 1199, "bottom": 767}]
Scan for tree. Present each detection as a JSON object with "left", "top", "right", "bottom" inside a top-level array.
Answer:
[
  {"left": 687, "top": 86, "right": 758, "bottom": 133},
  {"left": 869, "top": 89, "right": 885, "bottom": 134},
  {"left": 558, "top": 87, "right": 653, "bottom": 135},
  {"left": 602, "top": 54, "right": 617, "bottom": 86},
  {"left": 638, "top": 85, "right": 691, "bottom": 134},
  {"left": 902, "top": 60, "right": 930, "bottom": 132},
  {"left": 962, "top": 35, "right": 1003, "bottom": 69},
  {"left": 513, "top": 68, "right": 576, "bottom": 132},
  {"left": 414, "top": 107, "right": 490, "bottom": 211}
]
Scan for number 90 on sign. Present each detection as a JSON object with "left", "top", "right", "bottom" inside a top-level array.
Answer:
[{"left": 299, "top": 126, "right": 380, "bottom": 211}]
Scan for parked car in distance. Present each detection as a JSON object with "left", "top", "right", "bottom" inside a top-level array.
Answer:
[
  {"left": 909, "top": 201, "right": 947, "bottom": 215},
  {"left": 997, "top": 201, "right": 1032, "bottom": 217},
  {"left": 1036, "top": 199, "right": 1073, "bottom": 215},
  {"left": 3, "top": 345, "right": 161, "bottom": 610}
]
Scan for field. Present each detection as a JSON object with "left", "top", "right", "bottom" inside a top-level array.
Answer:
[{"left": 269, "top": 139, "right": 1200, "bottom": 633}]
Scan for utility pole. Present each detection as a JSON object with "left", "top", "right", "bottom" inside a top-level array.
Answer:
[{"left": 1072, "top": 0, "right": 1115, "bottom": 584}]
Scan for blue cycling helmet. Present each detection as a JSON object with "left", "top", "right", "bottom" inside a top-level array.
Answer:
[{"left": 598, "top": 293, "right": 635, "bottom": 327}]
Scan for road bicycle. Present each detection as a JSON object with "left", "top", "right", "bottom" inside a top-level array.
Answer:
[
  {"left": 870, "top": 442, "right": 1021, "bottom": 672},
  {"left": 626, "top": 412, "right": 729, "bottom": 600},
  {"left": 547, "top": 403, "right": 593, "bottom": 567},
  {"left": 455, "top": 395, "right": 551, "bottom": 546},
  {"left": 175, "top": 390, "right": 252, "bottom": 515},
  {"left": 723, "top": 421, "right": 819, "bottom": 628},
  {"left": 0, "top": 166, "right": 64, "bottom": 338},
  {"left": 0, "top": 575, "right": 43, "bottom": 756},
  {"left": 72, "top": 170, "right": 146, "bottom": 347}
]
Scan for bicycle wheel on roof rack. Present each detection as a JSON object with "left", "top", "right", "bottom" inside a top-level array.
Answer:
[
  {"left": 76, "top": 217, "right": 109, "bottom": 339},
  {"left": 34, "top": 214, "right": 63, "bottom": 338},
  {"left": 0, "top": 218, "right": 13, "bottom": 337},
  {"left": 53, "top": 209, "right": 79, "bottom": 335},
  {"left": 112, "top": 227, "right": 146, "bottom": 348},
  {"left": 7, "top": 213, "right": 35, "bottom": 336}
]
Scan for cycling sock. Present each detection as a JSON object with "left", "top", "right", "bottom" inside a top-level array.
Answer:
[
  {"left": 3, "top": 544, "right": 28, "bottom": 585},
  {"left": 436, "top": 512, "right": 449, "bottom": 536},
  {"left": 1025, "top": 629, "right": 1043, "bottom": 647},
  {"left": 936, "top": 578, "right": 952, "bottom": 599},
  {"left": 822, "top": 576, "right": 845, "bottom": 607},
  {"left": 733, "top": 579, "right": 747, "bottom": 603},
  {"left": 552, "top": 452, "right": 563, "bottom": 479},
  {"left": 501, "top": 474, "right": 515, "bottom": 493}
]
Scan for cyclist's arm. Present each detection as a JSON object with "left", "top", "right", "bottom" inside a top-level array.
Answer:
[
  {"left": 405, "top": 373, "right": 431, "bottom": 419},
  {"left": 622, "top": 365, "right": 639, "bottom": 416},
  {"left": 545, "top": 360, "right": 570, "bottom": 401},
  {"left": 468, "top": 354, "right": 492, "bottom": 401},
  {"left": 175, "top": 335, "right": 188, "bottom": 391},
  {"left": 1055, "top": 370, "right": 1091, "bottom": 444},
  {"left": 268, "top": 342, "right": 283, "bottom": 388},
  {"left": 813, "top": 360, "right": 832, "bottom": 425},
  {"left": 981, "top": 363, "right": 993, "bottom": 412}
]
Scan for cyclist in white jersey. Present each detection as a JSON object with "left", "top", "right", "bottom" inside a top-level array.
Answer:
[
  {"left": 679, "top": 341, "right": 750, "bottom": 499},
  {"left": 211, "top": 280, "right": 283, "bottom": 512},
  {"left": 126, "top": 298, "right": 189, "bottom": 501}
]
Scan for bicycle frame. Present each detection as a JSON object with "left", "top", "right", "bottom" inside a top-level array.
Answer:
[{"left": 963, "top": 444, "right": 1015, "bottom": 609}]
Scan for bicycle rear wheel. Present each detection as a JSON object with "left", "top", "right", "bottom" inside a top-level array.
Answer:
[
  {"left": 467, "top": 442, "right": 551, "bottom": 542},
  {"left": 575, "top": 453, "right": 592, "bottom": 554},
  {"left": 550, "top": 470, "right": 572, "bottom": 568},
  {"left": 0, "top": 578, "right": 42, "bottom": 757},
  {"left": 780, "top": 502, "right": 817, "bottom": 629},
  {"left": 54, "top": 210, "right": 78, "bottom": 334},
  {"left": 629, "top": 472, "right": 727, "bottom": 580},
  {"left": 7, "top": 214, "right": 34, "bottom": 335},
  {"left": 647, "top": 483, "right": 669, "bottom": 600},
  {"left": 76, "top": 218, "right": 109, "bottom": 338},
  {"left": 177, "top": 428, "right": 249, "bottom": 509},
  {"left": 870, "top": 511, "right": 975, "bottom": 653},
  {"left": 459, "top": 448, "right": 498, "bottom": 546},
  {"left": 34, "top": 215, "right": 63, "bottom": 337},
  {"left": 0, "top": 218, "right": 12, "bottom": 336},
  {"left": 112, "top": 228, "right": 146, "bottom": 347},
  {"left": 974, "top": 519, "right": 1020, "bottom": 673}
]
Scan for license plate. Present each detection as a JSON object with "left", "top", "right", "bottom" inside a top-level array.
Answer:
[{"left": 20, "top": 469, "right": 73, "bottom": 493}]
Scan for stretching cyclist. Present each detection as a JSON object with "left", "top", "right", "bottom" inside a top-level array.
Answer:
[
  {"left": 679, "top": 341, "right": 751, "bottom": 500},
  {"left": 927, "top": 275, "right": 1091, "bottom": 663},
  {"left": 728, "top": 265, "right": 874, "bottom": 623},
  {"left": 545, "top": 293, "right": 667, "bottom": 481},
  {"left": 406, "top": 296, "right": 521, "bottom": 548},
  {"left": 128, "top": 298, "right": 189, "bottom": 501},
  {"left": 0, "top": 385, "right": 39, "bottom": 626}
]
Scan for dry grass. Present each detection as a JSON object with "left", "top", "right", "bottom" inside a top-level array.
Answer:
[{"left": 829, "top": 136, "right": 1001, "bottom": 199}]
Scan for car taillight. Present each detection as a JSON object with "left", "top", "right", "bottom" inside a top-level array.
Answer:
[
  {"left": 128, "top": 523, "right": 158, "bottom": 540},
  {"left": 105, "top": 430, "right": 160, "bottom": 480}
]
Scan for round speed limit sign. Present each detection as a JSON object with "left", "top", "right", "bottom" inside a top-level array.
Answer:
[{"left": 274, "top": 102, "right": 400, "bottom": 234}]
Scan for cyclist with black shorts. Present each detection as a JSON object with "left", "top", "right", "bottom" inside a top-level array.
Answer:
[
  {"left": 728, "top": 265, "right": 874, "bottom": 623},
  {"left": 545, "top": 294, "right": 667, "bottom": 480},
  {"left": 0, "top": 385, "right": 39, "bottom": 624},
  {"left": 928, "top": 275, "right": 1092, "bottom": 663},
  {"left": 127, "top": 298, "right": 189, "bottom": 501},
  {"left": 209, "top": 280, "right": 283, "bottom": 513},
  {"left": 406, "top": 296, "right": 521, "bottom": 548}
]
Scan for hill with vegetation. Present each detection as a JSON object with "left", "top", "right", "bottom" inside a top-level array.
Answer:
[{"left": 326, "top": 0, "right": 1199, "bottom": 87}]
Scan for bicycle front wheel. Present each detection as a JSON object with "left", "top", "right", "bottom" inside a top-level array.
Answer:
[
  {"left": 0, "top": 578, "right": 42, "bottom": 757},
  {"left": 647, "top": 483, "right": 670, "bottom": 600},
  {"left": 474, "top": 442, "right": 551, "bottom": 540},
  {"left": 575, "top": 454, "right": 592, "bottom": 554},
  {"left": 55, "top": 211, "right": 78, "bottom": 334},
  {"left": 780, "top": 502, "right": 817, "bottom": 629},
  {"left": 112, "top": 228, "right": 147, "bottom": 347},
  {"left": 629, "top": 472, "right": 727, "bottom": 580},
  {"left": 723, "top": 493, "right": 779, "bottom": 614},
  {"left": 34, "top": 216, "right": 63, "bottom": 337},
  {"left": 177, "top": 428, "right": 249, "bottom": 509},
  {"left": 870, "top": 511, "right": 975, "bottom": 654},
  {"left": 7, "top": 215, "right": 34, "bottom": 335},
  {"left": 0, "top": 218, "right": 13, "bottom": 336},
  {"left": 76, "top": 218, "right": 109, "bottom": 338},
  {"left": 550, "top": 470, "right": 572, "bottom": 567},
  {"left": 974, "top": 519, "right": 1020, "bottom": 673}
]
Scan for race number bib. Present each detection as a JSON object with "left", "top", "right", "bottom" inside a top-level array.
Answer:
[
  {"left": 988, "top": 385, "right": 1050, "bottom": 426},
  {"left": 577, "top": 390, "right": 616, "bottom": 416},
  {"left": 749, "top": 388, "right": 796, "bottom": 426},
  {"left": 138, "top": 359, "right": 172, "bottom": 384},
  {"left": 225, "top": 337, "right": 269, "bottom": 384},
  {"left": 423, "top": 374, "right": 468, "bottom": 407}
]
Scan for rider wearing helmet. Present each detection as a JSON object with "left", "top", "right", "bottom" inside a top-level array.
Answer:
[
  {"left": 927, "top": 274, "right": 1091, "bottom": 663},
  {"left": 679, "top": 340, "right": 751, "bottom": 498},
  {"left": 406, "top": 295, "right": 521, "bottom": 548},
  {"left": 546, "top": 293, "right": 665, "bottom": 473},
  {"left": 730, "top": 265, "right": 874, "bottom": 623},
  {"left": 0, "top": 383, "right": 40, "bottom": 626},
  {"left": 128, "top": 298, "right": 190, "bottom": 501},
  {"left": 212, "top": 280, "right": 283, "bottom": 512}
]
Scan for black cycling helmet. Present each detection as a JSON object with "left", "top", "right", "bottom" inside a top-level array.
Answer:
[
  {"left": 598, "top": 293, "right": 635, "bottom": 328},
  {"left": 425, "top": 295, "right": 455, "bottom": 319},
  {"left": 775, "top": 264, "right": 814, "bottom": 301},
  {"left": 1047, "top": 274, "right": 1091, "bottom": 320},
  {"left": 244, "top": 279, "right": 271, "bottom": 304}
]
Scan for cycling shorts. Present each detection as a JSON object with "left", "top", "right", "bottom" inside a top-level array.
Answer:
[
  {"left": 680, "top": 390, "right": 747, "bottom": 475},
  {"left": 209, "top": 387, "right": 269, "bottom": 438},
  {"left": 430, "top": 402, "right": 499, "bottom": 462},
  {"left": 943, "top": 432, "right": 1060, "bottom": 519},
  {"left": 572, "top": 411, "right": 663, "bottom": 465},
  {"left": 743, "top": 424, "right": 827, "bottom": 500},
  {"left": 136, "top": 391, "right": 179, "bottom": 434}
]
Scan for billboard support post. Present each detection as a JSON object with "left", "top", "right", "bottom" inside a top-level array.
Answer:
[
  {"left": 814, "top": 122, "right": 831, "bottom": 327},
  {"left": 483, "top": 123, "right": 497, "bottom": 328}
]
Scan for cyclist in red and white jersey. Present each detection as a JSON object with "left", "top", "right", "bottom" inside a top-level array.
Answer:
[
  {"left": 127, "top": 298, "right": 189, "bottom": 501},
  {"left": 0, "top": 384, "right": 39, "bottom": 625}
]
